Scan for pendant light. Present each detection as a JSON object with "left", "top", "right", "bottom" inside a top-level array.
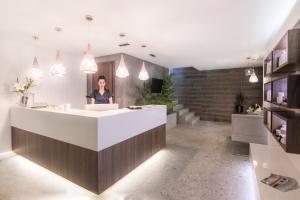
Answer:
[
  {"left": 80, "top": 15, "right": 97, "bottom": 74},
  {"left": 249, "top": 70, "right": 258, "bottom": 83},
  {"left": 116, "top": 54, "right": 129, "bottom": 78},
  {"left": 50, "top": 27, "right": 66, "bottom": 76},
  {"left": 138, "top": 61, "right": 149, "bottom": 80},
  {"left": 247, "top": 57, "right": 258, "bottom": 83},
  {"left": 29, "top": 35, "right": 42, "bottom": 79}
]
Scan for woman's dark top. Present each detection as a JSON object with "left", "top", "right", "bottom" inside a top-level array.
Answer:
[{"left": 91, "top": 89, "right": 112, "bottom": 104}]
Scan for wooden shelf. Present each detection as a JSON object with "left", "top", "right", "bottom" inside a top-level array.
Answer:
[
  {"left": 270, "top": 110, "right": 300, "bottom": 154},
  {"left": 271, "top": 75, "right": 300, "bottom": 108},
  {"left": 272, "top": 29, "right": 300, "bottom": 73}
]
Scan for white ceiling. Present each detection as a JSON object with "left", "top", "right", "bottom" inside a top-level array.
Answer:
[{"left": 0, "top": 0, "right": 297, "bottom": 70}]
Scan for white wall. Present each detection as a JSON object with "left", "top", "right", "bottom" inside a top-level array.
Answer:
[
  {"left": 0, "top": 39, "right": 86, "bottom": 153},
  {"left": 265, "top": 0, "right": 300, "bottom": 56}
]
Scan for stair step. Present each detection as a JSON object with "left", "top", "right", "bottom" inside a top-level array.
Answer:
[
  {"left": 187, "top": 116, "right": 200, "bottom": 126},
  {"left": 178, "top": 108, "right": 189, "bottom": 116},
  {"left": 183, "top": 112, "right": 194, "bottom": 121},
  {"left": 173, "top": 104, "right": 184, "bottom": 112}
]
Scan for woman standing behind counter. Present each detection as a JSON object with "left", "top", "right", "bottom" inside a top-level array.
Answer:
[{"left": 91, "top": 75, "right": 113, "bottom": 104}]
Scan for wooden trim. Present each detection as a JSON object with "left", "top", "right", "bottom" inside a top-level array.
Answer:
[{"left": 11, "top": 124, "right": 166, "bottom": 194}]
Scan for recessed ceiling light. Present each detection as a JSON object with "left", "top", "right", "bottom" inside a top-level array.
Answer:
[
  {"left": 119, "top": 43, "right": 130, "bottom": 47},
  {"left": 54, "top": 27, "right": 62, "bottom": 32},
  {"left": 149, "top": 54, "right": 156, "bottom": 58},
  {"left": 119, "top": 33, "right": 126, "bottom": 37},
  {"left": 141, "top": 45, "right": 147, "bottom": 48}
]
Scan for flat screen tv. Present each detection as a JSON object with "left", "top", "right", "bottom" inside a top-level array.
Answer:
[{"left": 151, "top": 78, "right": 163, "bottom": 93}]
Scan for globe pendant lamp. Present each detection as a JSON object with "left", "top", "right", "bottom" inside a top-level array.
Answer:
[
  {"left": 51, "top": 27, "right": 66, "bottom": 76},
  {"left": 51, "top": 50, "right": 66, "bottom": 76},
  {"left": 116, "top": 54, "right": 129, "bottom": 78},
  {"left": 29, "top": 35, "right": 42, "bottom": 79},
  {"left": 138, "top": 61, "right": 149, "bottom": 80},
  {"left": 80, "top": 15, "right": 97, "bottom": 74},
  {"left": 249, "top": 69, "right": 258, "bottom": 83}
]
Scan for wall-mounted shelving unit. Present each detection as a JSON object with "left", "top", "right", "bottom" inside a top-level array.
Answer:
[
  {"left": 273, "top": 29, "right": 300, "bottom": 73},
  {"left": 263, "top": 28, "right": 300, "bottom": 154},
  {"left": 271, "top": 111, "right": 300, "bottom": 154},
  {"left": 263, "top": 28, "right": 300, "bottom": 76}
]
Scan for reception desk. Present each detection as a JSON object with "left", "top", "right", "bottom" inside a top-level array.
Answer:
[{"left": 10, "top": 105, "right": 166, "bottom": 194}]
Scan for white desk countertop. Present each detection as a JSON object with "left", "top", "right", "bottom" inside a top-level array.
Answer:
[
  {"left": 250, "top": 135, "right": 300, "bottom": 200},
  {"left": 10, "top": 105, "right": 167, "bottom": 151}
]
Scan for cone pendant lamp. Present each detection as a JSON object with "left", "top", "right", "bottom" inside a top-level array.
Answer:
[
  {"left": 138, "top": 61, "right": 149, "bottom": 80},
  {"left": 80, "top": 15, "right": 97, "bottom": 74},
  {"left": 51, "top": 50, "right": 66, "bottom": 76},
  {"left": 29, "top": 35, "right": 42, "bottom": 79},
  {"left": 116, "top": 54, "right": 129, "bottom": 78}
]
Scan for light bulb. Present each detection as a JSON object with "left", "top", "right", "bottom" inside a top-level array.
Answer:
[
  {"left": 29, "top": 56, "right": 42, "bottom": 79},
  {"left": 80, "top": 44, "right": 97, "bottom": 74},
  {"left": 51, "top": 50, "right": 66, "bottom": 76},
  {"left": 138, "top": 61, "right": 149, "bottom": 81},
  {"left": 116, "top": 54, "right": 129, "bottom": 78},
  {"left": 249, "top": 71, "right": 258, "bottom": 83}
]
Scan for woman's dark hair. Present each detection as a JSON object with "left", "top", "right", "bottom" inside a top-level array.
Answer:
[{"left": 98, "top": 75, "right": 106, "bottom": 82}]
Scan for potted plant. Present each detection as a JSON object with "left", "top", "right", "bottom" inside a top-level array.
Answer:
[
  {"left": 12, "top": 77, "right": 35, "bottom": 107},
  {"left": 235, "top": 92, "right": 244, "bottom": 113}
]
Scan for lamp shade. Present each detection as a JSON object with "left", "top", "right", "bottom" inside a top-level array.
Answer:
[
  {"left": 51, "top": 50, "right": 66, "bottom": 76},
  {"left": 249, "top": 71, "right": 258, "bottom": 83},
  {"left": 116, "top": 54, "right": 129, "bottom": 78},
  {"left": 29, "top": 56, "right": 42, "bottom": 79},
  {"left": 138, "top": 61, "right": 149, "bottom": 81},
  {"left": 80, "top": 44, "right": 97, "bottom": 74}
]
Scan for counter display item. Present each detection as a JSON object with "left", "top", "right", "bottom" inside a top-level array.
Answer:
[{"left": 261, "top": 174, "right": 299, "bottom": 192}]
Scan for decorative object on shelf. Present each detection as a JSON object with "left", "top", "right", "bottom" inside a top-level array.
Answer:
[
  {"left": 138, "top": 61, "right": 149, "bottom": 81},
  {"left": 247, "top": 104, "right": 262, "bottom": 115},
  {"left": 278, "top": 50, "right": 288, "bottom": 67},
  {"left": 235, "top": 92, "right": 244, "bottom": 113},
  {"left": 11, "top": 77, "right": 35, "bottom": 107},
  {"left": 29, "top": 35, "right": 42, "bottom": 80},
  {"left": 50, "top": 27, "right": 66, "bottom": 76},
  {"left": 80, "top": 15, "right": 97, "bottom": 74},
  {"left": 116, "top": 54, "right": 129, "bottom": 78}
]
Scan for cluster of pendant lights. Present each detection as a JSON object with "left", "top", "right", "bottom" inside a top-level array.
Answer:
[{"left": 29, "top": 15, "right": 149, "bottom": 81}]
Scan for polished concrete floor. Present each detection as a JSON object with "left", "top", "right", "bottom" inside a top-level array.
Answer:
[{"left": 0, "top": 121, "right": 257, "bottom": 200}]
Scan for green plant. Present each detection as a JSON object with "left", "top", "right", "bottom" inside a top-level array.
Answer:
[
  {"left": 135, "top": 76, "right": 175, "bottom": 114},
  {"left": 161, "top": 73, "right": 174, "bottom": 100}
]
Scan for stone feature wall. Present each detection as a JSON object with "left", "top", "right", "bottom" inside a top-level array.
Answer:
[{"left": 172, "top": 67, "right": 263, "bottom": 122}]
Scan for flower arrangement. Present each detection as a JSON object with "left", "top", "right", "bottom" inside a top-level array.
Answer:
[
  {"left": 12, "top": 77, "right": 35, "bottom": 106},
  {"left": 247, "top": 104, "right": 262, "bottom": 114},
  {"left": 12, "top": 77, "right": 35, "bottom": 96}
]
